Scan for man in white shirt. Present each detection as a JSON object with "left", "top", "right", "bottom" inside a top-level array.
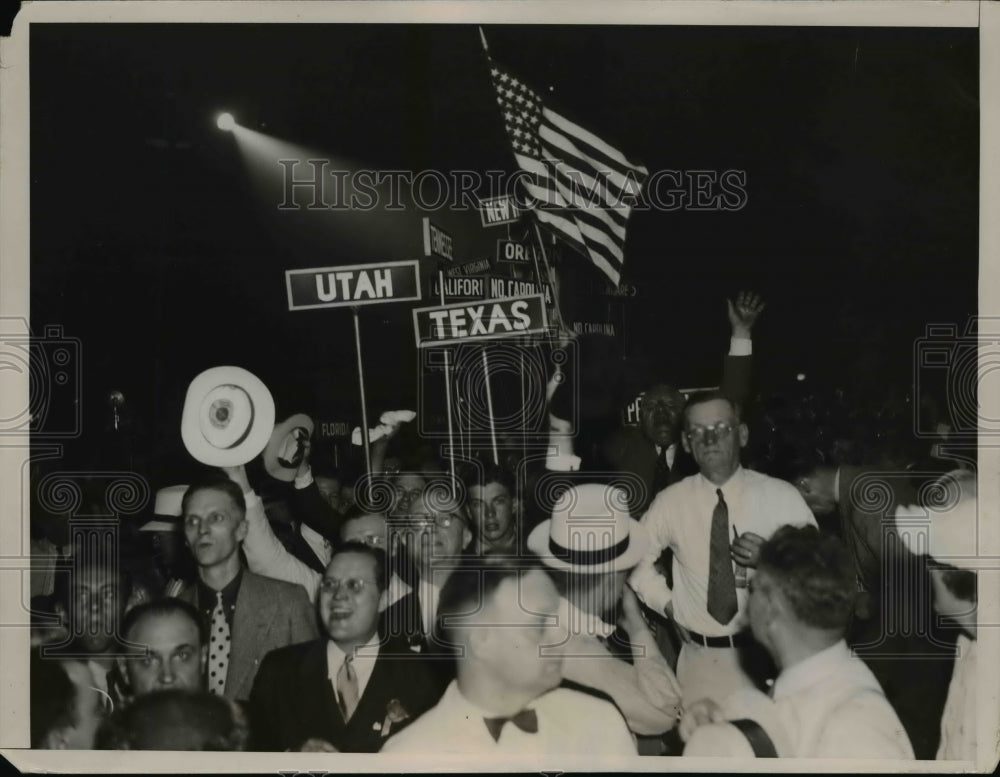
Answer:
[
  {"left": 527, "top": 483, "right": 682, "bottom": 738},
  {"left": 382, "top": 555, "right": 635, "bottom": 755},
  {"left": 682, "top": 524, "right": 913, "bottom": 759},
  {"left": 630, "top": 391, "right": 816, "bottom": 705},
  {"left": 895, "top": 472, "right": 979, "bottom": 762}
]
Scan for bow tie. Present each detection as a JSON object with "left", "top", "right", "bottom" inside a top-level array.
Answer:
[{"left": 483, "top": 708, "right": 538, "bottom": 741}]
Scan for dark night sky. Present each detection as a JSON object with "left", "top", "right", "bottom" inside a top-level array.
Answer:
[{"left": 28, "top": 23, "right": 978, "bottom": 476}]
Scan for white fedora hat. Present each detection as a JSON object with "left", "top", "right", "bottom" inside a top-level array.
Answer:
[
  {"left": 895, "top": 474, "right": 979, "bottom": 571},
  {"left": 139, "top": 484, "right": 188, "bottom": 532},
  {"left": 527, "top": 483, "right": 648, "bottom": 574},
  {"left": 180, "top": 366, "right": 275, "bottom": 467},
  {"left": 263, "top": 413, "right": 315, "bottom": 482}
]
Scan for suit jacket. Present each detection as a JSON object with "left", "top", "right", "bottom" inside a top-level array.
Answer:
[
  {"left": 605, "top": 353, "right": 752, "bottom": 518},
  {"left": 380, "top": 589, "right": 457, "bottom": 699},
  {"left": 290, "top": 480, "right": 345, "bottom": 544},
  {"left": 249, "top": 636, "right": 443, "bottom": 752},
  {"left": 836, "top": 466, "right": 917, "bottom": 595},
  {"left": 178, "top": 569, "right": 319, "bottom": 702}
]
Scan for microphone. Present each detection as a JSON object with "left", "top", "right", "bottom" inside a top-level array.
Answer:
[{"left": 108, "top": 391, "right": 125, "bottom": 430}]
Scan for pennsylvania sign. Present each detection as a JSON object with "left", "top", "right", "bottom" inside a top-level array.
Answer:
[
  {"left": 412, "top": 294, "right": 548, "bottom": 348},
  {"left": 286, "top": 260, "right": 421, "bottom": 311}
]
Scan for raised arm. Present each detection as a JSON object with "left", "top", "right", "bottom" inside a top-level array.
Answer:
[
  {"left": 722, "top": 291, "right": 765, "bottom": 405},
  {"left": 222, "top": 465, "right": 321, "bottom": 603}
]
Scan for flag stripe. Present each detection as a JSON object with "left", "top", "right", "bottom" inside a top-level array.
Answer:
[
  {"left": 545, "top": 108, "right": 650, "bottom": 178},
  {"left": 489, "top": 59, "right": 645, "bottom": 285}
]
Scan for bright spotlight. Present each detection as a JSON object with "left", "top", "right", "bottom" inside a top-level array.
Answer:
[
  {"left": 796, "top": 373, "right": 806, "bottom": 382},
  {"left": 216, "top": 112, "right": 236, "bottom": 131}
]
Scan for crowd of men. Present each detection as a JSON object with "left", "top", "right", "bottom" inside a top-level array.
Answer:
[{"left": 28, "top": 292, "right": 980, "bottom": 761}]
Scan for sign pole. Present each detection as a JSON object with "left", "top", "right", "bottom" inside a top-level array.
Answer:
[
  {"left": 438, "top": 269, "right": 457, "bottom": 498},
  {"left": 481, "top": 347, "right": 499, "bottom": 465},
  {"left": 519, "top": 349, "right": 527, "bottom": 466},
  {"left": 352, "top": 307, "right": 373, "bottom": 482}
]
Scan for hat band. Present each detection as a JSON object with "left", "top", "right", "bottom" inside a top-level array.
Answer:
[
  {"left": 224, "top": 404, "right": 255, "bottom": 449},
  {"left": 548, "top": 534, "right": 630, "bottom": 566}
]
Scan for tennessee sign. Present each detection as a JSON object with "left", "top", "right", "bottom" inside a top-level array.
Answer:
[
  {"left": 286, "top": 260, "right": 421, "bottom": 311},
  {"left": 421, "top": 218, "right": 453, "bottom": 262},
  {"left": 496, "top": 240, "right": 534, "bottom": 264},
  {"left": 412, "top": 294, "right": 548, "bottom": 349},
  {"left": 478, "top": 195, "right": 522, "bottom": 227}
]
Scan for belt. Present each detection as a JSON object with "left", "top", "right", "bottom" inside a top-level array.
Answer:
[{"left": 676, "top": 624, "right": 750, "bottom": 648}]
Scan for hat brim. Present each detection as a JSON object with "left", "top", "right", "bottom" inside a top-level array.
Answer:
[
  {"left": 263, "top": 413, "right": 315, "bottom": 482},
  {"left": 526, "top": 518, "right": 650, "bottom": 574},
  {"left": 140, "top": 519, "right": 182, "bottom": 532},
  {"left": 180, "top": 366, "right": 275, "bottom": 467}
]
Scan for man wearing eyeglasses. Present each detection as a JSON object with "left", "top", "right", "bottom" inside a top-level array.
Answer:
[
  {"left": 175, "top": 474, "right": 318, "bottom": 703},
  {"left": 249, "top": 542, "right": 441, "bottom": 752},
  {"left": 382, "top": 492, "right": 473, "bottom": 657},
  {"left": 630, "top": 391, "right": 816, "bottom": 709},
  {"left": 604, "top": 292, "right": 765, "bottom": 518}
]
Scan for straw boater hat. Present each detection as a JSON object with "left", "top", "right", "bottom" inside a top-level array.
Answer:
[
  {"left": 263, "top": 413, "right": 315, "bottom": 482},
  {"left": 894, "top": 470, "right": 979, "bottom": 570},
  {"left": 139, "top": 484, "right": 188, "bottom": 532},
  {"left": 527, "top": 483, "right": 649, "bottom": 574},
  {"left": 180, "top": 366, "right": 275, "bottom": 467}
]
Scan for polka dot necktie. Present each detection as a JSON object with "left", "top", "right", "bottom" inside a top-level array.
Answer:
[{"left": 208, "top": 591, "right": 231, "bottom": 695}]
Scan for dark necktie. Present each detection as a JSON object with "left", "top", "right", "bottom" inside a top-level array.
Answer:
[
  {"left": 653, "top": 446, "right": 671, "bottom": 493},
  {"left": 483, "top": 708, "right": 538, "bottom": 741},
  {"left": 706, "top": 488, "right": 738, "bottom": 624}
]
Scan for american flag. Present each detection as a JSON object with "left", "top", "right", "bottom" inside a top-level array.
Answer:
[{"left": 487, "top": 60, "right": 648, "bottom": 286}]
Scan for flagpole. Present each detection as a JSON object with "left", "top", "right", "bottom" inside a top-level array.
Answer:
[
  {"left": 352, "top": 307, "right": 373, "bottom": 488},
  {"left": 532, "top": 222, "right": 568, "bottom": 336},
  {"left": 438, "top": 269, "right": 457, "bottom": 499},
  {"left": 481, "top": 347, "right": 499, "bottom": 465},
  {"left": 478, "top": 26, "right": 490, "bottom": 56}
]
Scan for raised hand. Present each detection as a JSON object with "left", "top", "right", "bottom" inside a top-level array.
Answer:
[
  {"left": 727, "top": 291, "right": 766, "bottom": 339},
  {"left": 221, "top": 464, "right": 251, "bottom": 492}
]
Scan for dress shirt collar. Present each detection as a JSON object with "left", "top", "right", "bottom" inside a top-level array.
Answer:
[
  {"left": 772, "top": 639, "right": 851, "bottom": 700},
  {"left": 196, "top": 566, "right": 243, "bottom": 614},
  {"left": 562, "top": 596, "right": 616, "bottom": 639},
  {"left": 695, "top": 465, "right": 745, "bottom": 500},
  {"left": 327, "top": 632, "right": 381, "bottom": 699},
  {"left": 418, "top": 577, "right": 443, "bottom": 634},
  {"left": 444, "top": 679, "right": 539, "bottom": 726},
  {"left": 654, "top": 443, "right": 677, "bottom": 470}
]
